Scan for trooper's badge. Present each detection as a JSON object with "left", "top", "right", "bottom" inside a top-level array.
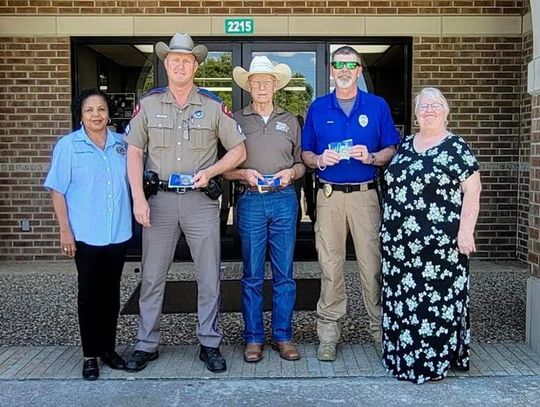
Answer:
[{"left": 323, "top": 183, "right": 333, "bottom": 198}]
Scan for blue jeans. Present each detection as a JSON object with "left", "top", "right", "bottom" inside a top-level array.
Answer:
[{"left": 236, "top": 185, "right": 298, "bottom": 343}]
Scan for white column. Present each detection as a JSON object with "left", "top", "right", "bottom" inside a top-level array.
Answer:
[
  {"left": 528, "top": 5, "right": 540, "bottom": 96},
  {"left": 526, "top": 3, "right": 540, "bottom": 352}
]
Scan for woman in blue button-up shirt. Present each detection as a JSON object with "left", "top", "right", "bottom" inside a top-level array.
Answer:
[{"left": 44, "top": 89, "right": 132, "bottom": 381}]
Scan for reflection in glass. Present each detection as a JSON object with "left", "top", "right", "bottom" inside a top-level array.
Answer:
[
  {"left": 76, "top": 43, "right": 155, "bottom": 133},
  {"left": 329, "top": 43, "right": 406, "bottom": 127},
  {"left": 194, "top": 52, "right": 235, "bottom": 228},
  {"left": 252, "top": 51, "right": 316, "bottom": 117},
  {"left": 195, "top": 52, "right": 233, "bottom": 109}
]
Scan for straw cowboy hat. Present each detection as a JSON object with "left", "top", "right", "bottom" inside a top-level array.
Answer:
[
  {"left": 155, "top": 33, "right": 208, "bottom": 64},
  {"left": 233, "top": 56, "right": 292, "bottom": 92}
]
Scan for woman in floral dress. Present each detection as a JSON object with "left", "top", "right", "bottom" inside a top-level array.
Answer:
[{"left": 380, "top": 87, "right": 482, "bottom": 384}]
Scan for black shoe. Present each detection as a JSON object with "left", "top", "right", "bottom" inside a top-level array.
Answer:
[
  {"left": 199, "top": 345, "right": 226, "bottom": 373},
  {"left": 82, "top": 358, "right": 99, "bottom": 381},
  {"left": 125, "top": 350, "right": 159, "bottom": 372},
  {"left": 101, "top": 350, "right": 126, "bottom": 370}
]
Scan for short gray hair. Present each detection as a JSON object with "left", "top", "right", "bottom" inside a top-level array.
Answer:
[
  {"left": 331, "top": 46, "right": 362, "bottom": 65},
  {"left": 414, "top": 87, "right": 450, "bottom": 115}
]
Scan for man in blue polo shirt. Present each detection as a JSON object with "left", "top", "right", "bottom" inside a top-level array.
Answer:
[{"left": 302, "top": 46, "right": 400, "bottom": 361}]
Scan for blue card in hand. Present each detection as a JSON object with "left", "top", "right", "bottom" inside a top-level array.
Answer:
[
  {"left": 168, "top": 173, "right": 195, "bottom": 189},
  {"left": 257, "top": 175, "right": 281, "bottom": 192}
]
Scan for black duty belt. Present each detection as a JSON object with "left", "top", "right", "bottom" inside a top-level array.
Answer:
[
  {"left": 317, "top": 181, "right": 376, "bottom": 193},
  {"left": 158, "top": 180, "right": 197, "bottom": 193}
]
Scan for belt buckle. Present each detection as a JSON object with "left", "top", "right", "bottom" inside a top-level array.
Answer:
[
  {"left": 360, "top": 183, "right": 368, "bottom": 192},
  {"left": 323, "top": 183, "right": 333, "bottom": 198},
  {"left": 175, "top": 187, "right": 187, "bottom": 194}
]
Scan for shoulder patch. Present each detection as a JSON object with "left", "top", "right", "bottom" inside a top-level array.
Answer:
[
  {"left": 197, "top": 88, "right": 223, "bottom": 104},
  {"left": 221, "top": 102, "right": 233, "bottom": 118},
  {"left": 143, "top": 87, "right": 167, "bottom": 98},
  {"left": 131, "top": 102, "right": 140, "bottom": 119}
]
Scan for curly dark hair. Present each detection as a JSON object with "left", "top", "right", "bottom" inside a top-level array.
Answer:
[{"left": 72, "top": 88, "right": 110, "bottom": 128}]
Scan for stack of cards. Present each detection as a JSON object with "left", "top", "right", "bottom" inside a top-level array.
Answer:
[
  {"left": 257, "top": 175, "right": 281, "bottom": 193},
  {"left": 168, "top": 173, "right": 195, "bottom": 189},
  {"left": 328, "top": 139, "right": 353, "bottom": 160}
]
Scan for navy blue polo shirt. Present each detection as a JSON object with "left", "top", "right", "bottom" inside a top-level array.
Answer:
[{"left": 302, "top": 89, "right": 400, "bottom": 183}]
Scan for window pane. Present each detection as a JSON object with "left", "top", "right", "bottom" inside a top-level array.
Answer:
[
  {"left": 329, "top": 43, "right": 406, "bottom": 128},
  {"left": 76, "top": 43, "right": 155, "bottom": 133},
  {"left": 252, "top": 51, "right": 316, "bottom": 117},
  {"left": 195, "top": 52, "right": 233, "bottom": 109}
]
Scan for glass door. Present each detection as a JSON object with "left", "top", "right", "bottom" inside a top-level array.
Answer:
[
  {"left": 72, "top": 37, "right": 411, "bottom": 261},
  {"left": 239, "top": 43, "right": 326, "bottom": 259}
]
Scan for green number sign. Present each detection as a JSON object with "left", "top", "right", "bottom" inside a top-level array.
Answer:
[{"left": 225, "top": 18, "right": 254, "bottom": 35}]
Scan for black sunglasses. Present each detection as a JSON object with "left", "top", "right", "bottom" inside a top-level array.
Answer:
[{"left": 331, "top": 61, "right": 361, "bottom": 70}]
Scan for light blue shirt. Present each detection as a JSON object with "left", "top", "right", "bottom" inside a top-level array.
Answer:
[{"left": 44, "top": 128, "right": 132, "bottom": 246}]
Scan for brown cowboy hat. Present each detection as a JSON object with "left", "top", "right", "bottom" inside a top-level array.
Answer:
[{"left": 155, "top": 32, "right": 208, "bottom": 64}]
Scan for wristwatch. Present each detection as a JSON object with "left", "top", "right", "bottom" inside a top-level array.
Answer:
[{"left": 369, "top": 153, "right": 376, "bottom": 165}]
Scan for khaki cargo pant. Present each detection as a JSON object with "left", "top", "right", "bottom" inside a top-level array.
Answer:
[{"left": 314, "top": 188, "right": 382, "bottom": 343}]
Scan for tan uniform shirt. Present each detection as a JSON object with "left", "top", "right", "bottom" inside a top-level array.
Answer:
[
  {"left": 126, "top": 87, "right": 245, "bottom": 179},
  {"left": 233, "top": 104, "right": 301, "bottom": 175}
]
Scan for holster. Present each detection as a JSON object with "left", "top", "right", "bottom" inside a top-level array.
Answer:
[
  {"left": 143, "top": 170, "right": 159, "bottom": 198},
  {"left": 231, "top": 181, "right": 246, "bottom": 206},
  {"left": 202, "top": 176, "right": 223, "bottom": 200}
]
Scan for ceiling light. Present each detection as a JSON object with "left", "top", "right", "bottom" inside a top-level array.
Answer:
[
  {"left": 134, "top": 44, "right": 154, "bottom": 54},
  {"left": 330, "top": 44, "right": 391, "bottom": 54}
]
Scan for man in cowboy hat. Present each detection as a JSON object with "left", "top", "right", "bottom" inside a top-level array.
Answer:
[
  {"left": 125, "top": 32, "right": 246, "bottom": 373},
  {"left": 301, "top": 46, "right": 399, "bottom": 361},
  {"left": 223, "top": 56, "right": 305, "bottom": 363}
]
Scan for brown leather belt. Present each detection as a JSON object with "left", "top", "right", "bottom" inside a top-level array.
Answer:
[
  {"left": 247, "top": 186, "right": 281, "bottom": 192},
  {"left": 317, "top": 181, "right": 376, "bottom": 193}
]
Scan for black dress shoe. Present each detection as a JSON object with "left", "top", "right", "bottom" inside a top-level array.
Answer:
[
  {"left": 82, "top": 358, "right": 99, "bottom": 381},
  {"left": 199, "top": 345, "right": 226, "bottom": 373},
  {"left": 125, "top": 350, "right": 159, "bottom": 372},
  {"left": 101, "top": 351, "right": 126, "bottom": 370}
]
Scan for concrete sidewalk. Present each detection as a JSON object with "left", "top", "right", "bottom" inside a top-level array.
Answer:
[
  {"left": 0, "top": 260, "right": 538, "bottom": 405},
  {"left": 1, "top": 343, "right": 540, "bottom": 406},
  {"left": 1, "top": 342, "right": 540, "bottom": 381},
  {"left": 2, "top": 376, "right": 540, "bottom": 407}
]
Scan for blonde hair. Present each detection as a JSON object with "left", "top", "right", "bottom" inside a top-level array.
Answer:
[{"left": 414, "top": 87, "right": 450, "bottom": 115}]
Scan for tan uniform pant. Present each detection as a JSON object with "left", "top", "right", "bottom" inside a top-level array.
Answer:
[
  {"left": 135, "top": 190, "right": 223, "bottom": 352},
  {"left": 315, "top": 188, "right": 382, "bottom": 343}
]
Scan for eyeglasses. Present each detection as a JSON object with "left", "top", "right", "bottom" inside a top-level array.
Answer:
[
  {"left": 249, "top": 79, "right": 274, "bottom": 88},
  {"left": 331, "top": 61, "right": 360, "bottom": 70},
  {"left": 418, "top": 103, "right": 443, "bottom": 111}
]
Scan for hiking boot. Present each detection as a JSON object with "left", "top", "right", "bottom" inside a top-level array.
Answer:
[{"left": 317, "top": 341, "right": 336, "bottom": 362}]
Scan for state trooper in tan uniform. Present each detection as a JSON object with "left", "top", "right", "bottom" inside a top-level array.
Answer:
[{"left": 125, "top": 33, "right": 246, "bottom": 373}]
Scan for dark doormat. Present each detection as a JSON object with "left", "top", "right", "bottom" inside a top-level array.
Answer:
[{"left": 121, "top": 278, "right": 321, "bottom": 314}]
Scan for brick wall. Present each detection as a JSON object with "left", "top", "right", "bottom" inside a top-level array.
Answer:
[
  {"left": 0, "top": 37, "right": 71, "bottom": 260},
  {"left": 531, "top": 94, "right": 540, "bottom": 276},
  {"left": 413, "top": 36, "right": 524, "bottom": 258},
  {"left": 0, "top": 1, "right": 533, "bottom": 260},
  {"left": 0, "top": 1, "right": 525, "bottom": 15},
  {"left": 518, "top": 32, "right": 533, "bottom": 262}
]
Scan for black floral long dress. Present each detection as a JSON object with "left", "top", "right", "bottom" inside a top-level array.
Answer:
[{"left": 380, "top": 133, "right": 479, "bottom": 384}]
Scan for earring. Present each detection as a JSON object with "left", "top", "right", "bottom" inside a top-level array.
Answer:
[
  {"left": 413, "top": 120, "right": 418, "bottom": 127},
  {"left": 108, "top": 118, "right": 112, "bottom": 125},
  {"left": 445, "top": 120, "right": 449, "bottom": 127}
]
